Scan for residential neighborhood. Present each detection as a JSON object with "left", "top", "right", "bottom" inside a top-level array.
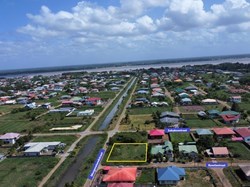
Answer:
[{"left": 0, "top": 62, "right": 250, "bottom": 187}]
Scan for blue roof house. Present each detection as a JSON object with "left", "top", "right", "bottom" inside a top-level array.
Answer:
[{"left": 157, "top": 166, "right": 186, "bottom": 185}]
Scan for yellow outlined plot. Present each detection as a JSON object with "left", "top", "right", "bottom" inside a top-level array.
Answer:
[{"left": 106, "top": 143, "right": 148, "bottom": 162}]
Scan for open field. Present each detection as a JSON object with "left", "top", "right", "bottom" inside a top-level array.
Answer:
[
  {"left": 0, "top": 104, "right": 22, "bottom": 114},
  {"left": 185, "top": 119, "right": 218, "bottom": 128},
  {"left": 87, "top": 91, "right": 116, "bottom": 100},
  {"left": 136, "top": 168, "right": 156, "bottom": 184},
  {"left": 107, "top": 143, "right": 147, "bottom": 162},
  {"left": 0, "top": 157, "right": 59, "bottom": 187},
  {"left": 119, "top": 114, "right": 155, "bottom": 131},
  {"left": 177, "top": 170, "right": 214, "bottom": 187},
  {"left": 169, "top": 133, "right": 193, "bottom": 143},
  {"left": 127, "top": 106, "right": 171, "bottom": 115},
  {"left": 227, "top": 142, "right": 250, "bottom": 160}
]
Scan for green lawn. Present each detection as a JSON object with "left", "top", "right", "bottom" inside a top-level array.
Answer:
[
  {"left": 0, "top": 157, "right": 59, "bottom": 187},
  {"left": 228, "top": 142, "right": 250, "bottom": 160},
  {"left": 119, "top": 114, "right": 155, "bottom": 131},
  {"left": 136, "top": 168, "right": 156, "bottom": 184},
  {"left": 127, "top": 107, "right": 171, "bottom": 115},
  {"left": 239, "top": 102, "right": 250, "bottom": 111},
  {"left": 87, "top": 91, "right": 117, "bottom": 100},
  {"left": 0, "top": 105, "right": 22, "bottom": 114},
  {"left": 185, "top": 119, "right": 219, "bottom": 128},
  {"left": 170, "top": 133, "right": 193, "bottom": 143},
  {"left": 107, "top": 143, "right": 147, "bottom": 162}
]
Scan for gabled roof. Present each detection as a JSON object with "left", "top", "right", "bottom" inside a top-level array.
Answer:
[
  {"left": 239, "top": 164, "right": 250, "bottom": 177},
  {"left": 179, "top": 145, "right": 198, "bottom": 154},
  {"left": 220, "top": 111, "right": 240, "bottom": 116},
  {"left": 157, "top": 166, "right": 185, "bottom": 181},
  {"left": 103, "top": 167, "right": 137, "bottom": 182},
  {"left": 212, "top": 127, "right": 236, "bottom": 135},
  {"left": 149, "top": 129, "right": 165, "bottom": 136},
  {"left": 0, "top": 133, "right": 20, "bottom": 140},
  {"left": 207, "top": 109, "right": 220, "bottom": 115},
  {"left": 212, "top": 147, "right": 229, "bottom": 155},
  {"left": 107, "top": 183, "right": 133, "bottom": 187},
  {"left": 196, "top": 129, "right": 213, "bottom": 136},
  {"left": 235, "top": 128, "right": 250, "bottom": 138}
]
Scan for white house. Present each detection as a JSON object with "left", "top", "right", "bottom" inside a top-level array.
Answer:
[
  {"left": 230, "top": 96, "right": 241, "bottom": 103},
  {"left": 201, "top": 99, "right": 217, "bottom": 105},
  {"left": 77, "top": 109, "right": 94, "bottom": 116},
  {"left": 0, "top": 133, "right": 20, "bottom": 145},
  {"left": 24, "top": 142, "right": 62, "bottom": 156}
]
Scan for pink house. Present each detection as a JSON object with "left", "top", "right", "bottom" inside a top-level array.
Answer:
[{"left": 0, "top": 133, "right": 20, "bottom": 145}]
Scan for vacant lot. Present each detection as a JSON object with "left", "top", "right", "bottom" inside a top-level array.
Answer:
[
  {"left": 177, "top": 170, "right": 214, "bottom": 187},
  {"left": 0, "top": 157, "right": 58, "bottom": 187},
  {"left": 0, "top": 105, "right": 22, "bottom": 114},
  {"left": 87, "top": 91, "right": 116, "bottom": 100},
  {"left": 136, "top": 168, "right": 156, "bottom": 184},
  {"left": 228, "top": 142, "right": 250, "bottom": 160},
  {"left": 119, "top": 114, "right": 155, "bottom": 131},
  {"left": 127, "top": 107, "right": 171, "bottom": 115},
  {"left": 107, "top": 143, "right": 147, "bottom": 162},
  {"left": 185, "top": 119, "right": 218, "bottom": 128},
  {"left": 170, "top": 133, "right": 193, "bottom": 143}
]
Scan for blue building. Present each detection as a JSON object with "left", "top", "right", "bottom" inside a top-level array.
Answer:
[{"left": 157, "top": 166, "right": 185, "bottom": 185}]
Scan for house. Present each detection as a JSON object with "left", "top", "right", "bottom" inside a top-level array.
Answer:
[
  {"left": 178, "top": 93, "right": 189, "bottom": 98},
  {"left": 201, "top": 99, "right": 217, "bottom": 105},
  {"left": 0, "top": 133, "right": 20, "bottom": 145},
  {"left": 206, "top": 147, "right": 229, "bottom": 157},
  {"left": 230, "top": 96, "right": 241, "bottom": 103},
  {"left": 185, "top": 86, "right": 197, "bottom": 91},
  {"left": 239, "top": 164, "right": 250, "bottom": 180},
  {"left": 110, "top": 87, "right": 120, "bottom": 91},
  {"left": 207, "top": 109, "right": 220, "bottom": 118},
  {"left": 195, "top": 129, "right": 213, "bottom": 137},
  {"left": 235, "top": 128, "right": 250, "bottom": 143},
  {"left": 62, "top": 100, "right": 74, "bottom": 106},
  {"left": 23, "top": 142, "right": 62, "bottom": 156},
  {"left": 219, "top": 111, "right": 240, "bottom": 125},
  {"left": 24, "top": 102, "right": 37, "bottom": 109},
  {"left": 181, "top": 98, "right": 192, "bottom": 105},
  {"left": 179, "top": 145, "right": 198, "bottom": 158},
  {"left": 77, "top": 109, "right": 94, "bottom": 116},
  {"left": 151, "top": 141, "right": 174, "bottom": 161},
  {"left": 212, "top": 127, "right": 236, "bottom": 139},
  {"left": 107, "top": 183, "right": 133, "bottom": 187},
  {"left": 148, "top": 129, "right": 165, "bottom": 139},
  {"left": 49, "top": 107, "right": 75, "bottom": 113},
  {"left": 157, "top": 166, "right": 185, "bottom": 185},
  {"left": 4, "top": 100, "right": 16, "bottom": 105},
  {"left": 85, "top": 97, "right": 102, "bottom": 106},
  {"left": 160, "top": 111, "right": 180, "bottom": 119},
  {"left": 137, "top": 90, "right": 149, "bottom": 94},
  {"left": 102, "top": 167, "right": 137, "bottom": 183},
  {"left": 41, "top": 103, "right": 51, "bottom": 109},
  {"left": 160, "top": 111, "right": 181, "bottom": 126}
]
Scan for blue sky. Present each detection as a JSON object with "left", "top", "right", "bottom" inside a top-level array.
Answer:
[{"left": 0, "top": 0, "right": 250, "bottom": 70}]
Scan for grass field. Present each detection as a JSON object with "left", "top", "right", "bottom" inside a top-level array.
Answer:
[
  {"left": 185, "top": 119, "right": 218, "bottom": 128},
  {"left": 0, "top": 157, "right": 59, "bottom": 187},
  {"left": 119, "top": 114, "right": 155, "bottom": 131},
  {"left": 136, "top": 168, "right": 156, "bottom": 184},
  {"left": 178, "top": 170, "right": 214, "bottom": 187},
  {"left": 87, "top": 91, "right": 116, "bottom": 100},
  {"left": 239, "top": 102, "right": 250, "bottom": 111},
  {"left": 127, "top": 106, "right": 171, "bottom": 115},
  {"left": 170, "top": 133, "right": 193, "bottom": 143},
  {"left": 107, "top": 143, "right": 147, "bottom": 162},
  {"left": 227, "top": 142, "right": 250, "bottom": 160},
  {"left": 0, "top": 105, "right": 22, "bottom": 114}
]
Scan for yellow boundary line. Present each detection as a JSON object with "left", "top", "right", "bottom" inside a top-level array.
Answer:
[{"left": 106, "top": 143, "right": 148, "bottom": 162}]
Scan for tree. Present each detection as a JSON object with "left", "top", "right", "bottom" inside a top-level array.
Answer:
[
  {"left": 197, "top": 136, "right": 215, "bottom": 151},
  {"left": 231, "top": 102, "right": 240, "bottom": 112}
]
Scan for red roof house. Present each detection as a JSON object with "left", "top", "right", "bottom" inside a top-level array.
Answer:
[
  {"left": 212, "top": 127, "right": 235, "bottom": 136},
  {"left": 107, "top": 183, "right": 134, "bottom": 187},
  {"left": 103, "top": 167, "right": 137, "bottom": 183},
  {"left": 149, "top": 129, "right": 165, "bottom": 137},
  {"left": 212, "top": 147, "right": 229, "bottom": 156},
  {"left": 235, "top": 128, "right": 250, "bottom": 143}
]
